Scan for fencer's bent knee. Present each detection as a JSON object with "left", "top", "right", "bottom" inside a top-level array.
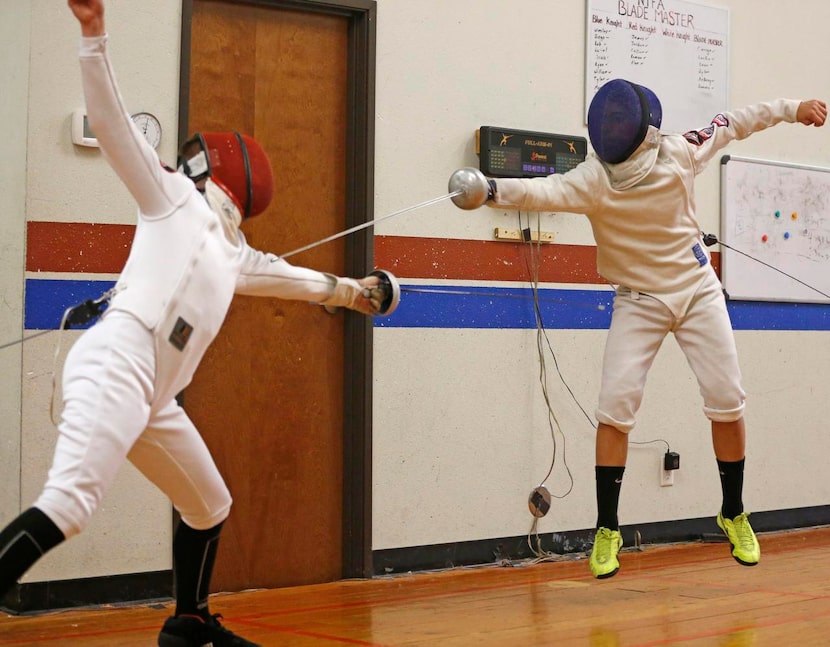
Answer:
[
  {"left": 34, "top": 488, "right": 99, "bottom": 539},
  {"left": 701, "top": 378, "right": 746, "bottom": 423},
  {"left": 177, "top": 488, "right": 232, "bottom": 531},
  {"left": 595, "top": 409, "right": 635, "bottom": 434},
  {"left": 703, "top": 401, "right": 745, "bottom": 423}
]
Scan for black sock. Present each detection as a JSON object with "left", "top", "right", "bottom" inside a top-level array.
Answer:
[
  {"left": 595, "top": 466, "right": 625, "bottom": 531},
  {"left": 0, "top": 507, "right": 65, "bottom": 598},
  {"left": 717, "top": 458, "right": 745, "bottom": 519},
  {"left": 173, "top": 520, "right": 224, "bottom": 619}
]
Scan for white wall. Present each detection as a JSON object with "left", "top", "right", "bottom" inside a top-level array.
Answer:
[
  {"left": 1, "top": 0, "right": 182, "bottom": 583},
  {"left": 371, "top": 0, "right": 830, "bottom": 549},
  {"left": 3, "top": 0, "right": 830, "bottom": 585},
  {"left": 0, "top": 1, "right": 30, "bottom": 532}
]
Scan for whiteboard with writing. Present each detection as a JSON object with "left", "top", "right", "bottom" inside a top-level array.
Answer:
[
  {"left": 720, "top": 156, "right": 830, "bottom": 303},
  {"left": 586, "top": 0, "right": 730, "bottom": 133}
]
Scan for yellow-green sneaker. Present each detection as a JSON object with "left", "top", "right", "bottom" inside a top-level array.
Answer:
[
  {"left": 717, "top": 511, "right": 760, "bottom": 566},
  {"left": 590, "top": 527, "right": 623, "bottom": 579}
]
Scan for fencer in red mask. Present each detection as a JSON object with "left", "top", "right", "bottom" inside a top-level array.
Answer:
[{"left": 0, "top": 2, "right": 398, "bottom": 646}]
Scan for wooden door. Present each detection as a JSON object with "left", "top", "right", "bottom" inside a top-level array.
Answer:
[{"left": 181, "top": 0, "right": 367, "bottom": 592}]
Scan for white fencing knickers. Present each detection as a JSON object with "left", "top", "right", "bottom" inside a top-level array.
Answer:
[
  {"left": 596, "top": 271, "right": 746, "bottom": 433},
  {"left": 35, "top": 311, "right": 232, "bottom": 538}
]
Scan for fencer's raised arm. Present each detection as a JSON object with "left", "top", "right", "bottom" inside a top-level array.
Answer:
[
  {"left": 796, "top": 99, "right": 827, "bottom": 126},
  {"left": 684, "top": 99, "right": 825, "bottom": 173},
  {"left": 68, "top": 0, "right": 104, "bottom": 37},
  {"left": 72, "top": 0, "right": 191, "bottom": 218}
]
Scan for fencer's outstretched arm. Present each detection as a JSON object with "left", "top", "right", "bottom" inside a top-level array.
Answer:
[
  {"left": 448, "top": 98, "right": 826, "bottom": 215},
  {"left": 234, "top": 244, "right": 388, "bottom": 316}
]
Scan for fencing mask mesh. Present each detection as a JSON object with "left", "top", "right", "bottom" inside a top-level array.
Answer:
[
  {"left": 179, "top": 132, "right": 274, "bottom": 219},
  {"left": 587, "top": 79, "right": 662, "bottom": 164}
]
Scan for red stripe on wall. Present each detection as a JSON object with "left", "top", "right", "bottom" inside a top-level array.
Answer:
[
  {"left": 375, "top": 236, "right": 720, "bottom": 283},
  {"left": 375, "top": 235, "right": 602, "bottom": 283},
  {"left": 27, "top": 222, "right": 135, "bottom": 274},
  {"left": 24, "top": 224, "right": 720, "bottom": 282}
]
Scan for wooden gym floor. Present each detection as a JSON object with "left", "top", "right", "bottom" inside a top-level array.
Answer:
[{"left": 1, "top": 526, "right": 829, "bottom": 646}]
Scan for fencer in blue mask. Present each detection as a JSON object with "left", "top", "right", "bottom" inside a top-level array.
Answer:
[{"left": 450, "top": 78, "right": 826, "bottom": 579}]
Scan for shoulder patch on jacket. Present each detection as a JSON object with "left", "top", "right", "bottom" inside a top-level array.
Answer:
[{"left": 683, "top": 113, "right": 730, "bottom": 145}]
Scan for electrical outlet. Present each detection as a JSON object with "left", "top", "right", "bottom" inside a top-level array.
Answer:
[{"left": 660, "top": 465, "right": 674, "bottom": 487}]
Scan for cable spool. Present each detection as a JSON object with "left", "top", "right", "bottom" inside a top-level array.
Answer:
[{"left": 528, "top": 485, "right": 552, "bottom": 518}]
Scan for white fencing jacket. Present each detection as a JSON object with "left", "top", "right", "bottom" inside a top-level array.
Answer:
[
  {"left": 80, "top": 35, "right": 347, "bottom": 407},
  {"left": 490, "top": 99, "right": 800, "bottom": 317}
]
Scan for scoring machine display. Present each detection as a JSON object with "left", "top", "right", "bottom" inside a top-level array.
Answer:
[{"left": 478, "top": 126, "right": 587, "bottom": 178}]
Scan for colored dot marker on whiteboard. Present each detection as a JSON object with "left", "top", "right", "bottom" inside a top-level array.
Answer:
[
  {"left": 761, "top": 234, "right": 768, "bottom": 242},
  {"left": 784, "top": 231, "right": 790, "bottom": 239},
  {"left": 774, "top": 210, "right": 781, "bottom": 218},
  {"left": 792, "top": 212, "right": 798, "bottom": 220}
]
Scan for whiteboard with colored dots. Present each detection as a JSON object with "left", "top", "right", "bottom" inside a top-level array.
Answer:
[{"left": 720, "top": 155, "right": 830, "bottom": 303}]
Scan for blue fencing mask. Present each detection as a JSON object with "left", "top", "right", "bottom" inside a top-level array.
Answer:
[{"left": 587, "top": 79, "right": 662, "bottom": 164}]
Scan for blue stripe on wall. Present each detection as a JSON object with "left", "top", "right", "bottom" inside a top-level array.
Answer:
[
  {"left": 25, "top": 279, "right": 116, "bottom": 330},
  {"left": 377, "top": 286, "right": 615, "bottom": 329},
  {"left": 727, "top": 299, "right": 830, "bottom": 331},
  {"left": 375, "top": 284, "right": 830, "bottom": 330},
  {"left": 24, "top": 279, "right": 830, "bottom": 331}
]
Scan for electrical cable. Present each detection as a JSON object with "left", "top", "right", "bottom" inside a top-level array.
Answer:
[
  {"left": 0, "top": 330, "right": 53, "bottom": 351},
  {"left": 703, "top": 232, "right": 830, "bottom": 300},
  {"left": 517, "top": 211, "right": 576, "bottom": 560},
  {"left": 630, "top": 438, "right": 670, "bottom": 453},
  {"left": 518, "top": 223, "right": 671, "bottom": 448},
  {"left": 520, "top": 211, "right": 574, "bottom": 497}
]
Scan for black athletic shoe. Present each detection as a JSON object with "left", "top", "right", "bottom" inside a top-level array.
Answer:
[{"left": 157, "top": 613, "right": 260, "bottom": 647}]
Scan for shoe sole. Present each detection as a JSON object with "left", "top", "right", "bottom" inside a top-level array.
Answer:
[
  {"left": 730, "top": 551, "right": 759, "bottom": 567},
  {"left": 593, "top": 567, "right": 619, "bottom": 579},
  {"left": 157, "top": 634, "right": 190, "bottom": 647},
  {"left": 591, "top": 535, "right": 623, "bottom": 579},
  {"left": 717, "top": 518, "right": 759, "bottom": 567}
]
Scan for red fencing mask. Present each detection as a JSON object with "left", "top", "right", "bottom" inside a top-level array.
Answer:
[{"left": 180, "top": 131, "right": 274, "bottom": 219}]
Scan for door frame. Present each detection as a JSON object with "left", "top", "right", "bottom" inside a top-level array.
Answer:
[{"left": 178, "top": 0, "right": 377, "bottom": 579}]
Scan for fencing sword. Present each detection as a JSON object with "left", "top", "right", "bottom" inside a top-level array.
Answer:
[
  {"left": 0, "top": 329, "right": 54, "bottom": 351},
  {"left": 14, "top": 191, "right": 827, "bottom": 350},
  {"left": 275, "top": 189, "right": 467, "bottom": 316},
  {"left": 272, "top": 171, "right": 495, "bottom": 311},
  {"left": 278, "top": 190, "right": 464, "bottom": 260},
  {"left": 1, "top": 190, "right": 468, "bottom": 350},
  {"left": 3, "top": 226, "right": 826, "bottom": 352},
  {"left": 276, "top": 166, "right": 492, "bottom": 259}
]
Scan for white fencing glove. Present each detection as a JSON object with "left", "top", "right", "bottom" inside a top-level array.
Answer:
[{"left": 320, "top": 270, "right": 400, "bottom": 316}]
